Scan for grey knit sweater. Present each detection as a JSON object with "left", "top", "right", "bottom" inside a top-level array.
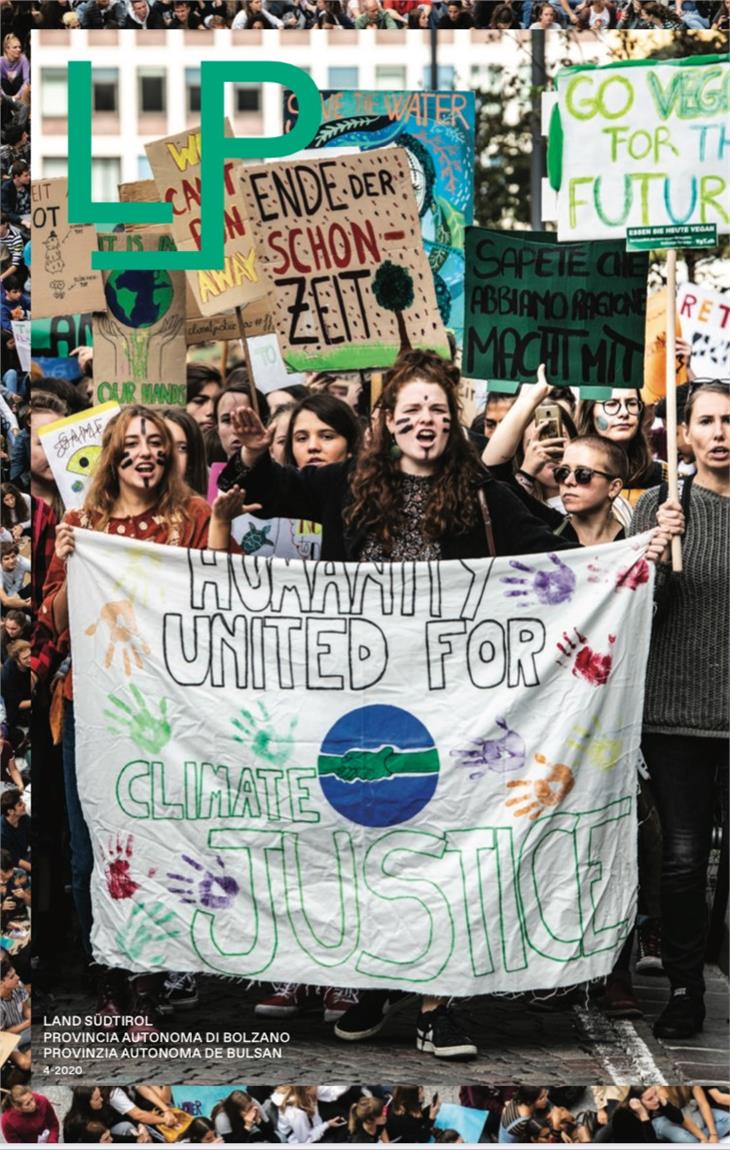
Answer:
[{"left": 630, "top": 483, "right": 729, "bottom": 737}]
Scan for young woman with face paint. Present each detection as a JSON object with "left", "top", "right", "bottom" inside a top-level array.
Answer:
[
  {"left": 161, "top": 406, "right": 209, "bottom": 496},
  {"left": 38, "top": 405, "right": 255, "bottom": 1037},
  {"left": 577, "top": 388, "right": 664, "bottom": 524},
  {"left": 629, "top": 379, "right": 730, "bottom": 1044},
  {"left": 222, "top": 351, "right": 576, "bottom": 565}
]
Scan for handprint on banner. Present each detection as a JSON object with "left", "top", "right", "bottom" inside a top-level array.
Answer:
[
  {"left": 166, "top": 854, "right": 240, "bottom": 911},
  {"left": 85, "top": 599, "right": 151, "bottom": 675},
  {"left": 567, "top": 717, "right": 622, "bottom": 772},
  {"left": 555, "top": 628, "right": 616, "bottom": 686},
  {"left": 105, "top": 833, "right": 140, "bottom": 900},
  {"left": 504, "top": 753, "right": 575, "bottom": 820},
  {"left": 111, "top": 547, "right": 166, "bottom": 609},
  {"left": 501, "top": 553, "right": 576, "bottom": 607},
  {"left": 587, "top": 554, "right": 650, "bottom": 593},
  {"left": 104, "top": 683, "right": 171, "bottom": 756},
  {"left": 231, "top": 701, "right": 297, "bottom": 766},
  {"left": 115, "top": 899, "right": 181, "bottom": 966},
  {"left": 451, "top": 716, "right": 527, "bottom": 780}
]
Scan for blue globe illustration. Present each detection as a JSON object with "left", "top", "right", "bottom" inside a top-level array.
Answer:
[
  {"left": 105, "top": 269, "right": 173, "bottom": 329},
  {"left": 318, "top": 705, "right": 440, "bottom": 828}
]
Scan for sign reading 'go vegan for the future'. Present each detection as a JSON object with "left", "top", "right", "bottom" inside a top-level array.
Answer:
[
  {"left": 548, "top": 54, "right": 729, "bottom": 241},
  {"left": 69, "top": 531, "right": 654, "bottom": 994}
]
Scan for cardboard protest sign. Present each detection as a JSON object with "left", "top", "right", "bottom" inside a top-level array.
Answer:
[
  {"left": 32, "top": 312, "right": 93, "bottom": 359},
  {"left": 145, "top": 124, "right": 270, "bottom": 317},
  {"left": 93, "top": 232, "right": 186, "bottom": 407},
  {"left": 284, "top": 89, "right": 475, "bottom": 343},
  {"left": 677, "top": 283, "right": 730, "bottom": 379},
  {"left": 69, "top": 531, "right": 654, "bottom": 992},
  {"left": 239, "top": 149, "right": 451, "bottom": 371},
  {"left": 464, "top": 228, "right": 648, "bottom": 390},
  {"left": 548, "top": 55, "right": 730, "bottom": 241},
  {"left": 30, "top": 178, "right": 106, "bottom": 318},
  {"left": 37, "top": 401, "right": 120, "bottom": 509},
  {"left": 10, "top": 320, "right": 30, "bottom": 371},
  {"left": 642, "top": 287, "right": 688, "bottom": 405}
]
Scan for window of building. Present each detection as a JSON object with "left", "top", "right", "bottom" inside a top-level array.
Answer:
[
  {"left": 137, "top": 155, "right": 153, "bottom": 179},
  {"left": 92, "top": 157, "right": 121, "bottom": 201},
  {"left": 40, "top": 68, "right": 68, "bottom": 118},
  {"left": 138, "top": 68, "right": 166, "bottom": 113},
  {"left": 93, "top": 68, "right": 119, "bottom": 113},
  {"left": 234, "top": 84, "right": 261, "bottom": 113},
  {"left": 42, "top": 157, "right": 68, "bottom": 179},
  {"left": 375, "top": 66, "right": 406, "bottom": 90},
  {"left": 421, "top": 65, "right": 455, "bottom": 90},
  {"left": 328, "top": 67, "right": 358, "bottom": 89},
  {"left": 186, "top": 68, "right": 201, "bottom": 114}
]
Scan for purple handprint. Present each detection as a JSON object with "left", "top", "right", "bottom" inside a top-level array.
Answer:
[
  {"left": 501, "top": 553, "right": 576, "bottom": 607},
  {"left": 166, "top": 854, "right": 239, "bottom": 911},
  {"left": 451, "top": 717, "right": 527, "bottom": 781}
]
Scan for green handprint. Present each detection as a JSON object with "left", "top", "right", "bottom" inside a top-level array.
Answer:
[
  {"left": 567, "top": 718, "right": 622, "bottom": 772},
  {"left": 115, "top": 899, "right": 181, "bottom": 966},
  {"left": 231, "top": 701, "right": 297, "bottom": 766},
  {"left": 105, "top": 683, "right": 171, "bottom": 755}
]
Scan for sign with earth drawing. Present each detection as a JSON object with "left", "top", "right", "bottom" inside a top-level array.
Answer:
[
  {"left": 283, "top": 89, "right": 475, "bottom": 346},
  {"left": 237, "top": 148, "right": 451, "bottom": 371},
  {"left": 68, "top": 530, "right": 655, "bottom": 994},
  {"left": 92, "top": 232, "right": 187, "bottom": 407}
]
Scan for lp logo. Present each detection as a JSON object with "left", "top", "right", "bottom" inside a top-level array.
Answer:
[{"left": 67, "top": 61, "right": 321, "bottom": 271}]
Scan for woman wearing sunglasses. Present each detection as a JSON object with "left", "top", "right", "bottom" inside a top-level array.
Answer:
[
  {"left": 577, "top": 388, "right": 664, "bottom": 524},
  {"left": 552, "top": 437, "right": 629, "bottom": 546},
  {"left": 630, "top": 378, "right": 730, "bottom": 1042}
]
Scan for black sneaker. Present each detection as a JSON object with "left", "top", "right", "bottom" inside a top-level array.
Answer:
[
  {"left": 635, "top": 919, "right": 664, "bottom": 976},
  {"left": 158, "top": 972, "right": 199, "bottom": 1014},
  {"left": 653, "top": 988, "right": 705, "bottom": 1039},
  {"left": 333, "top": 989, "right": 417, "bottom": 1040},
  {"left": 415, "top": 1004, "right": 477, "bottom": 1060}
]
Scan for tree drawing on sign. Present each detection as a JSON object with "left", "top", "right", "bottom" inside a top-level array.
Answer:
[{"left": 372, "top": 260, "right": 415, "bottom": 354}]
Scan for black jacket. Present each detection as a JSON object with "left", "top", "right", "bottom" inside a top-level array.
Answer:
[{"left": 220, "top": 452, "right": 577, "bottom": 562}]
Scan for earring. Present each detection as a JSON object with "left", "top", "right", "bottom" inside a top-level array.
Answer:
[{"left": 389, "top": 442, "right": 402, "bottom": 460}]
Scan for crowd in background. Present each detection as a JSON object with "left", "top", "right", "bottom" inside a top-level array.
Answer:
[
  {"left": 0, "top": 0, "right": 32, "bottom": 1098},
  {"left": 1, "top": 1083, "right": 729, "bottom": 1144},
  {"left": 0, "top": 0, "right": 727, "bottom": 32}
]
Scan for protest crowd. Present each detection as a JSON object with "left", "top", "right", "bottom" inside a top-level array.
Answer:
[
  {"left": 0, "top": 1082, "right": 729, "bottom": 1143},
  {"left": 0, "top": 4, "right": 729, "bottom": 1142},
  {"left": 0, "top": 0, "right": 728, "bottom": 30}
]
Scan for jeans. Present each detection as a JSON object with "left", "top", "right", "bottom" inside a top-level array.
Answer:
[
  {"left": 62, "top": 698, "right": 94, "bottom": 956},
  {"left": 642, "top": 732, "right": 724, "bottom": 996}
]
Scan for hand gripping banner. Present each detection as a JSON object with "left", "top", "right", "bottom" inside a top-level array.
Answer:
[{"left": 68, "top": 532, "right": 654, "bottom": 995}]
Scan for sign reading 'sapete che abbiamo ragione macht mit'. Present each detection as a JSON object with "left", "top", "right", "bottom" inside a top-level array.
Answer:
[{"left": 69, "top": 532, "right": 655, "bottom": 994}]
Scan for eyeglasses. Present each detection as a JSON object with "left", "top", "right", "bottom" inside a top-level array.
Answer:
[
  {"left": 687, "top": 377, "right": 730, "bottom": 395},
  {"left": 598, "top": 398, "right": 643, "bottom": 416},
  {"left": 553, "top": 465, "right": 617, "bottom": 485}
]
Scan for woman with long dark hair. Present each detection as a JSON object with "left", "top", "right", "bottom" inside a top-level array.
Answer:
[
  {"left": 161, "top": 406, "right": 209, "bottom": 496},
  {"left": 211, "top": 1090, "right": 275, "bottom": 1144},
  {"left": 577, "top": 388, "right": 664, "bottom": 523}
]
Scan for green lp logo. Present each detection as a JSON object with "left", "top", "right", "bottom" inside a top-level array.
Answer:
[{"left": 67, "top": 61, "right": 322, "bottom": 271}]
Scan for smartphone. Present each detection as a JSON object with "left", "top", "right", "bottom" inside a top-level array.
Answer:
[
  {"left": 534, "top": 402, "right": 563, "bottom": 440},
  {"left": 332, "top": 1117, "right": 347, "bottom": 1126}
]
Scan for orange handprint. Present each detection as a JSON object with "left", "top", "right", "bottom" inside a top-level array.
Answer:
[
  {"left": 85, "top": 599, "right": 151, "bottom": 676},
  {"left": 504, "top": 753, "right": 575, "bottom": 820}
]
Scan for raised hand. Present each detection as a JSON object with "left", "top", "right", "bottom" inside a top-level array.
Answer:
[
  {"left": 211, "top": 484, "right": 262, "bottom": 524},
  {"left": 55, "top": 522, "right": 76, "bottom": 562},
  {"left": 231, "top": 405, "right": 273, "bottom": 466}
]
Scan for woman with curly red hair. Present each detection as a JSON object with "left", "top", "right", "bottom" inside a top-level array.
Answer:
[{"left": 222, "top": 350, "right": 574, "bottom": 564}]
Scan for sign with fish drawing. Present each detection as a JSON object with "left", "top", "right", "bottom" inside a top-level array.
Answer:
[{"left": 68, "top": 531, "right": 654, "bottom": 993}]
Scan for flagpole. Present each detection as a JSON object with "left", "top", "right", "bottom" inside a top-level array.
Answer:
[
  {"left": 235, "top": 305, "right": 260, "bottom": 418},
  {"left": 664, "top": 248, "right": 682, "bottom": 573}
]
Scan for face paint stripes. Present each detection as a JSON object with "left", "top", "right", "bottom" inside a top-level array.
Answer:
[{"left": 120, "top": 452, "right": 134, "bottom": 470}]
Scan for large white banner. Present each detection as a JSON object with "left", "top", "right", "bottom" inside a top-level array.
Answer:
[
  {"left": 69, "top": 531, "right": 654, "bottom": 994},
  {"left": 550, "top": 55, "right": 730, "bottom": 241}
]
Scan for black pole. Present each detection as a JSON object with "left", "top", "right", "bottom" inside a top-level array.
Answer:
[
  {"left": 530, "top": 29, "right": 546, "bottom": 231},
  {"left": 430, "top": 23, "right": 438, "bottom": 90}
]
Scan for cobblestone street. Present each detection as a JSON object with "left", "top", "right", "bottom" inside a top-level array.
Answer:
[{"left": 33, "top": 964, "right": 728, "bottom": 1088}]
